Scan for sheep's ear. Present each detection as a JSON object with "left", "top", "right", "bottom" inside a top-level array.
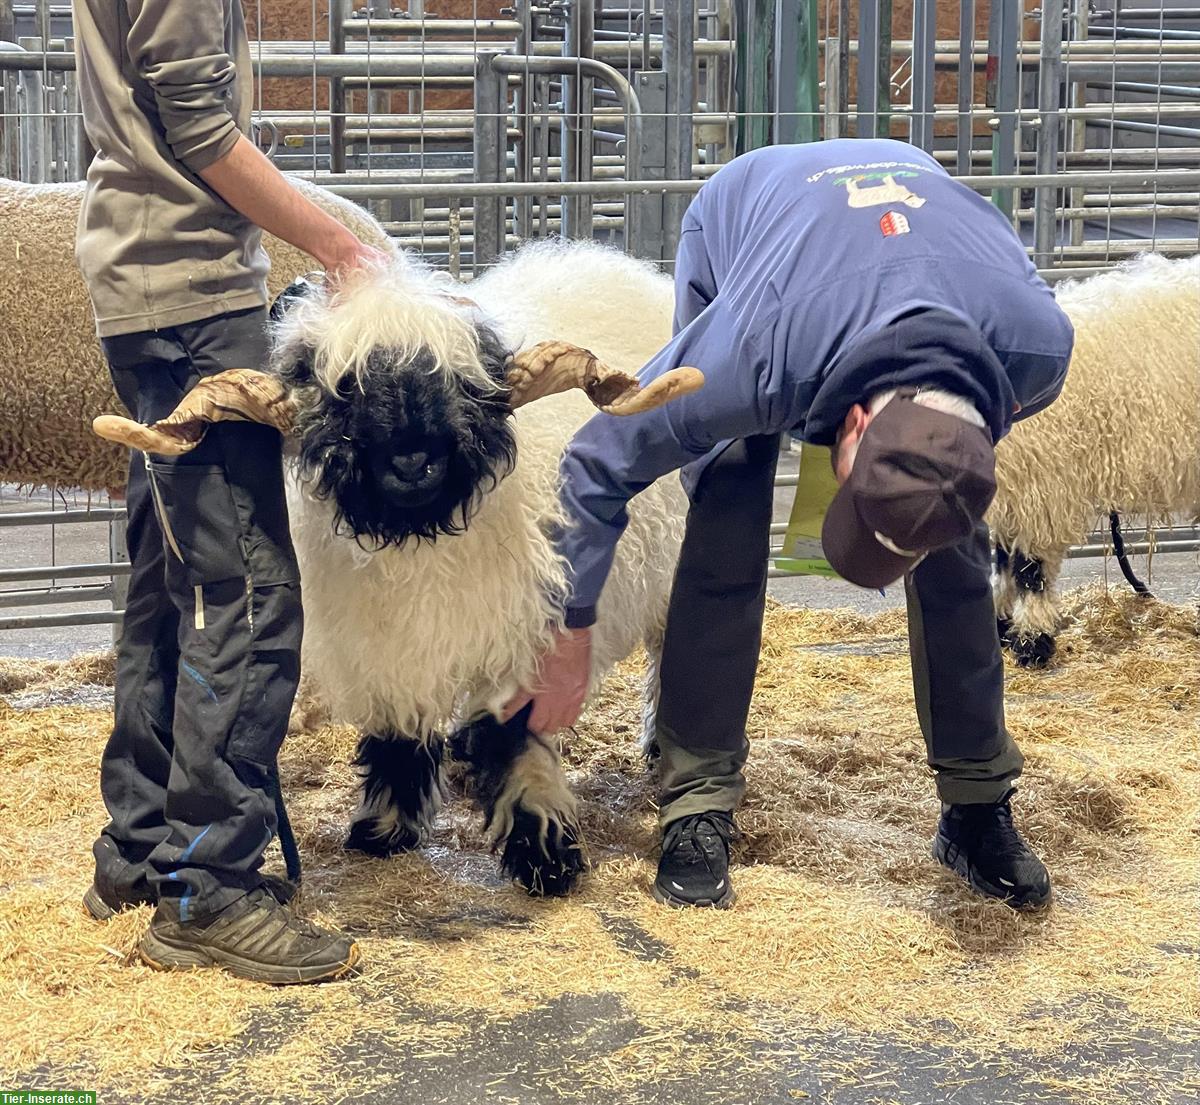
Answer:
[
  {"left": 269, "top": 276, "right": 321, "bottom": 387},
  {"left": 93, "top": 370, "right": 294, "bottom": 455},
  {"left": 270, "top": 274, "right": 324, "bottom": 323},
  {"left": 474, "top": 321, "right": 517, "bottom": 389}
]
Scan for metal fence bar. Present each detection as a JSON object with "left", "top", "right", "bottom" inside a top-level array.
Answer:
[
  {"left": 955, "top": 0, "right": 976, "bottom": 175},
  {"left": 773, "top": 0, "right": 819, "bottom": 145},
  {"left": 0, "top": 585, "right": 115, "bottom": 609},
  {"left": 472, "top": 51, "right": 508, "bottom": 268},
  {"left": 910, "top": 0, "right": 936, "bottom": 151},
  {"left": 989, "top": 0, "right": 1021, "bottom": 218},
  {"left": 662, "top": 0, "right": 694, "bottom": 256},
  {"left": 1034, "top": 0, "right": 1066, "bottom": 268},
  {"left": 328, "top": 0, "right": 349, "bottom": 173},
  {"left": 0, "top": 610, "right": 123, "bottom": 631},
  {"left": 0, "top": 562, "right": 131, "bottom": 583},
  {"left": 561, "top": 0, "right": 596, "bottom": 241},
  {"left": 0, "top": 507, "right": 128, "bottom": 526},
  {"left": 342, "top": 18, "right": 522, "bottom": 37},
  {"left": 320, "top": 167, "right": 1200, "bottom": 200},
  {"left": 735, "top": 0, "right": 773, "bottom": 152}
]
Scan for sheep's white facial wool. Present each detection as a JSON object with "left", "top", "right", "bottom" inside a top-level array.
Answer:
[{"left": 274, "top": 257, "right": 499, "bottom": 396}]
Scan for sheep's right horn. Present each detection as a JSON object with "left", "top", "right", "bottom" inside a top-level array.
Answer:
[
  {"left": 506, "top": 341, "right": 704, "bottom": 415},
  {"left": 92, "top": 369, "right": 294, "bottom": 455}
]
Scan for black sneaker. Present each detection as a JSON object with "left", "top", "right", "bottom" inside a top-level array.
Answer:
[
  {"left": 138, "top": 886, "right": 360, "bottom": 984},
  {"left": 653, "top": 812, "right": 736, "bottom": 909},
  {"left": 933, "top": 790, "right": 1052, "bottom": 909}
]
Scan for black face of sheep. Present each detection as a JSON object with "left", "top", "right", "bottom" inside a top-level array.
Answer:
[{"left": 284, "top": 333, "right": 518, "bottom": 547}]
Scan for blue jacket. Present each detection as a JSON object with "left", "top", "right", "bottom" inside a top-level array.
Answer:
[{"left": 557, "top": 140, "right": 1075, "bottom": 627}]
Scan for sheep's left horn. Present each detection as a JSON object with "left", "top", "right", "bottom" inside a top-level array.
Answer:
[
  {"left": 506, "top": 340, "right": 704, "bottom": 415},
  {"left": 92, "top": 369, "right": 294, "bottom": 456}
]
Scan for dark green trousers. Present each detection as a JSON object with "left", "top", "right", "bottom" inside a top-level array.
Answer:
[{"left": 654, "top": 435, "right": 1022, "bottom": 826}]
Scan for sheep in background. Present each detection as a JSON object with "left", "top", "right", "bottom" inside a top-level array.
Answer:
[
  {"left": 989, "top": 253, "right": 1200, "bottom": 666},
  {"left": 95, "top": 240, "right": 695, "bottom": 896},
  {"left": 0, "top": 175, "right": 393, "bottom": 491}
]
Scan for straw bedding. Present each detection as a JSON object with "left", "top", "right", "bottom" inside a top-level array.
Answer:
[{"left": 1, "top": 584, "right": 1197, "bottom": 1103}]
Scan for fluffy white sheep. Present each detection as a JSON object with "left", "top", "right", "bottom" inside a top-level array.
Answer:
[
  {"left": 273, "top": 242, "right": 686, "bottom": 892},
  {"left": 989, "top": 253, "right": 1200, "bottom": 665}
]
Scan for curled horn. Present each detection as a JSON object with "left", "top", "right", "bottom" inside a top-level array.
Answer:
[
  {"left": 92, "top": 369, "right": 294, "bottom": 456},
  {"left": 506, "top": 341, "right": 704, "bottom": 415}
]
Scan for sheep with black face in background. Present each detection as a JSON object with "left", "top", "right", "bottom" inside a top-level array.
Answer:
[
  {"left": 94, "top": 239, "right": 698, "bottom": 896},
  {"left": 989, "top": 253, "right": 1200, "bottom": 667}
]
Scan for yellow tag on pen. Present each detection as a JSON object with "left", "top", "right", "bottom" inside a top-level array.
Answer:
[{"left": 774, "top": 443, "right": 840, "bottom": 577}]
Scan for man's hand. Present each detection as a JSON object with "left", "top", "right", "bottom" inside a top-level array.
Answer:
[
  {"left": 502, "top": 627, "right": 593, "bottom": 735},
  {"left": 319, "top": 232, "right": 391, "bottom": 289}
]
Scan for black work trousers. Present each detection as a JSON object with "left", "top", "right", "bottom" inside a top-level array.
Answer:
[
  {"left": 92, "top": 307, "right": 303, "bottom": 920},
  {"left": 654, "top": 435, "right": 1023, "bottom": 826}
]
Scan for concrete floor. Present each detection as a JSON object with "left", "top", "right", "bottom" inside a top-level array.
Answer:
[{"left": 41, "top": 992, "right": 1195, "bottom": 1105}]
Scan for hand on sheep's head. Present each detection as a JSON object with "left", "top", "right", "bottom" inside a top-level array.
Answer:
[{"left": 319, "top": 235, "right": 392, "bottom": 291}]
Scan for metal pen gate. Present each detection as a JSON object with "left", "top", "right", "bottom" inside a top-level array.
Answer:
[{"left": 1, "top": 1, "right": 1197, "bottom": 644}]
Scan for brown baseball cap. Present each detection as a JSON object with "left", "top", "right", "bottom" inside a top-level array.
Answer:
[{"left": 821, "top": 391, "right": 998, "bottom": 589}]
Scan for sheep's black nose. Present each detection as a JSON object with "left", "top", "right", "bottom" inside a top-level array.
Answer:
[{"left": 391, "top": 450, "right": 430, "bottom": 479}]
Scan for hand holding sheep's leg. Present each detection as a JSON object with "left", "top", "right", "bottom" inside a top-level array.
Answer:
[
  {"left": 501, "top": 626, "right": 592, "bottom": 736},
  {"left": 345, "top": 733, "right": 444, "bottom": 857},
  {"left": 453, "top": 709, "right": 586, "bottom": 896}
]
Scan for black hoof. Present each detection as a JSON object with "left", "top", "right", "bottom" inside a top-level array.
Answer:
[
  {"left": 499, "top": 806, "right": 586, "bottom": 897},
  {"left": 1009, "top": 632, "right": 1056, "bottom": 669},
  {"left": 345, "top": 816, "right": 423, "bottom": 857}
]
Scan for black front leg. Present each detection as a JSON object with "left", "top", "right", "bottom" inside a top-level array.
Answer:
[
  {"left": 345, "top": 732, "right": 444, "bottom": 856},
  {"left": 452, "top": 706, "right": 586, "bottom": 897}
]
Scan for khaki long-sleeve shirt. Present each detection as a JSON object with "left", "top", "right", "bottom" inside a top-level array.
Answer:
[{"left": 72, "top": 0, "right": 269, "bottom": 336}]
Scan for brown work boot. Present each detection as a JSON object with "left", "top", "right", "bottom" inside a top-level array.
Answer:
[{"left": 138, "top": 886, "right": 359, "bottom": 984}]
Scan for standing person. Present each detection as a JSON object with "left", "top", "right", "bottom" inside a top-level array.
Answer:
[
  {"left": 74, "top": 0, "right": 386, "bottom": 982},
  {"left": 506, "top": 139, "right": 1074, "bottom": 911}
]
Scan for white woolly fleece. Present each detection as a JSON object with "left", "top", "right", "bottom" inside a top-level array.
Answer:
[{"left": 290, "top": 239, "right": 687, "bottom": 736}]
